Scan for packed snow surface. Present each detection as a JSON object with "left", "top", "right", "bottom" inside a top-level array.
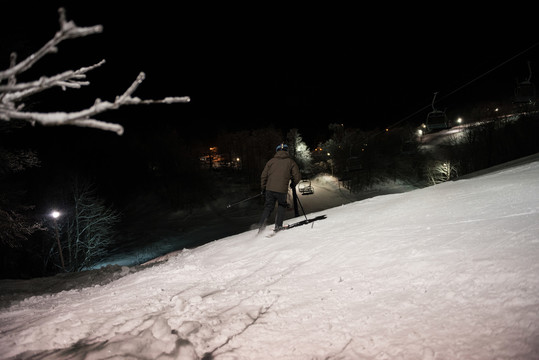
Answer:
[{"left": 1, "top": 155, "right": 539, "bottom": 359}]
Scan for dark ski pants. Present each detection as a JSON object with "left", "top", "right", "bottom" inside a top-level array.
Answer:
[{"left": 258, "top": 190, "right": 287, "bottom": 229}]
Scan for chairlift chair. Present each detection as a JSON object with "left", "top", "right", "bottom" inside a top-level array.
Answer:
[
  {"left": 513, "top": 61, "right": 536, "bottom": 104},
  {"left": 298, "top": 179, "right": 314, "bottom": 195},
  {"left": 513, "top": 81, "right": 536, "bottom": 104},
  {"left": 425, "top": 92, "right": 449, "bottom": 132}
]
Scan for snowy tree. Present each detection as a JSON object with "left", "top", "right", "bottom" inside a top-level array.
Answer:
[
  {"left": 286, "top": 128, "right": 312, "bottom": 175},
  {"left": 0, "top": 8, "right": 190, "bottom": 135},
  {"left": 50, "top": 178, "right": 121, "bottom": 272},
  {"left": 425, "top": 160, "right": 459, "bottom": 185}
]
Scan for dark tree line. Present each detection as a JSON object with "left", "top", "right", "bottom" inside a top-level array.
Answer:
[
  {"left": 0, "top": 124, "right": 44, "bottom": 250},
  {"left": 318, "top": 106, "right": 539, "bottom": 191}
]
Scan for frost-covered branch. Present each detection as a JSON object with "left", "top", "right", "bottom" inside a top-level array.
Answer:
[
  {"left": 0, "top": 60, "right": 105, "bottom": 102},
  {"left": 2, "top": 72, "right": 190, "bottom": 135},
  {"left": 0, "top": 8, "right": 103, "bottom": 82},
  {"left": 0, "top": 8, "right": 190, "bottom": 135}
]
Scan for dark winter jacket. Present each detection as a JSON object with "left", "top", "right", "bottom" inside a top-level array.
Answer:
[{"left": 261, "top": 151, "right": 301, "bottom": 194}]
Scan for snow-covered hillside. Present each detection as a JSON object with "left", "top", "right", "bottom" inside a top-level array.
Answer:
[{"left": 1, "top": 154, "right": 539, "bottom": 359}]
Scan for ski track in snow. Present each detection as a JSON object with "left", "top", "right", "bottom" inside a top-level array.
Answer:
[{"left": 1, "top": 156, "right": 539, "bottom": 359}]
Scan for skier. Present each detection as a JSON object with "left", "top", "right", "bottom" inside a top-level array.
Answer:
[{"left": 257, "top": 143, "right": 301, "bottom": 232}]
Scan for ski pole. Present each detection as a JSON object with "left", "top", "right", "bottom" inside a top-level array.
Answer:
[
  {"left": 226, "top": 193, "right": 263, "bottom": 209},
  {"left": 295, "top": 193, "right": 309, "bottom": 221}
]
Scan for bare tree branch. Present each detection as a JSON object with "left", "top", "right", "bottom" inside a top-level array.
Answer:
[
  {"left": 0, "top": 60, "right": 106, "bottom": 102},
  {"left": 1, "top": 71, "right": 190, "bottom": 135},
  {"left": 0, "top": 7, "right": 190, "bottom": 135},
  {"left": 0, "top": 8, "right": 103, "bottom": 82}
]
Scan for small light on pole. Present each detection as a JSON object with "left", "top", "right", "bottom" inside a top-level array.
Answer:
[{"left": 51, "top": 210, "right": 65, "bottom": 271}]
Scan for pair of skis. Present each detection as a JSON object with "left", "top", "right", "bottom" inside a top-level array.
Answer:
[
  {"left": 230, "top": 186, "right": 326, "bottom": 237},
  {"left": 263, "top": 215, "right": 327, "bottom": 237}
]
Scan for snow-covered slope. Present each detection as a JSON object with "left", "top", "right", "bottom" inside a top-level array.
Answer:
[{"left": 1, "top": 155, "right": 539, "bottom": 359}]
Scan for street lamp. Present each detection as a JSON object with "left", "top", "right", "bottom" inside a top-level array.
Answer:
[{"left": 51, "top": 210, "right": 65, "bottom": 271}]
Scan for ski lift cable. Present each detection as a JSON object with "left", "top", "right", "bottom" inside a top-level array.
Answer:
[
  {"left": 382, "top": 40, "right": 539, "bottom": 133},
  {"left": 355, "top": 41, "right": 539, "bottom": 146},
  {"left": 437, "top": 41, "right": 539, "bottom": 103}
]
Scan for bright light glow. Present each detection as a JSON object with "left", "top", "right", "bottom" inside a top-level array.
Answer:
[
  {"left": 457, "top": 117, "right": 462, "bottom": 124},
  {"left": 51, "top": 210, "right": 61, "bottom": 219},
  {"left": 417, "top": 129, "right": 423, "bottom": 136}
]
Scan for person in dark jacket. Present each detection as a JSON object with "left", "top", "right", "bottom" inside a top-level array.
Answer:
[{"left": 257, "top": 143, "right": 301, "bottom": 232}]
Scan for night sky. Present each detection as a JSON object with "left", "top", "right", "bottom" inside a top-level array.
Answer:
[{"left": 2, "top": 3, "right": 539, "bottom": 146}]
